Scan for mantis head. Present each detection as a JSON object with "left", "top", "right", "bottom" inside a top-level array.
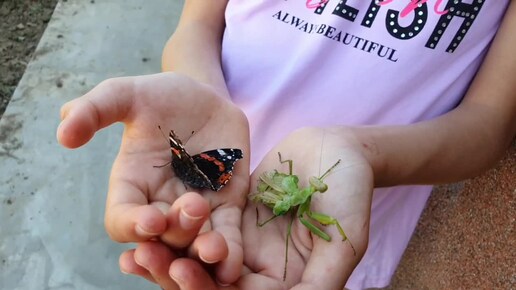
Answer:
[{"left": 309, "top": 176, "right": 328, "bottom": 192}]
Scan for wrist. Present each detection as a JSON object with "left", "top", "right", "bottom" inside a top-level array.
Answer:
[
  {"left": 161, "top": 27, "right": 229, "bottom": 97},
  {"left": 328, "top": 126, "right": 387, "bottom": 187}
]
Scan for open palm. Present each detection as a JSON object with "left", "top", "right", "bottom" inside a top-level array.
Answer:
[{"left": 57, "top": 72, "right": 250, "bottom": 285}]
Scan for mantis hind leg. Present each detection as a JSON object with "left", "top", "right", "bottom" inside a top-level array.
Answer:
[{"left": 278, "top": 152, "right": 293, "bottom": 175}]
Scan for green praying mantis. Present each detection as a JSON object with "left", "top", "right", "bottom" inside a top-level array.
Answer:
[{"left": 249, "top": 152, "right": 356, "bottom": 281}]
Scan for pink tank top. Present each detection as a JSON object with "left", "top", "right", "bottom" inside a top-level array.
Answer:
[{"left": 221, "top": 1, "right": 509, "bottom": 288}]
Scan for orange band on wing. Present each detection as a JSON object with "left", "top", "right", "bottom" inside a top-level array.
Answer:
[{"left": 199, "top": 153, "right": 225, "bottom": 172}]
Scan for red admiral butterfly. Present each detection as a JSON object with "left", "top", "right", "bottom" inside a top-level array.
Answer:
[{"left": 158, "top": 128, "right": 243, "bottom": 192}]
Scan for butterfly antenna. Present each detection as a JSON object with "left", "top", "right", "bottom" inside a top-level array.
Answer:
[
  {"left": 157, "top": 125, "right": 169, "bottom": 142},
  {"left": 153, "top": 125, "right": 172, "bottom": 168},
  {"left": 183, "top": 130, "right": 195, "bottom": 143}
]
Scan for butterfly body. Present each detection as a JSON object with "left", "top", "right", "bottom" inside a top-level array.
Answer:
[{"left": 166, "top": 130, "right": 243, "bottom": 191}]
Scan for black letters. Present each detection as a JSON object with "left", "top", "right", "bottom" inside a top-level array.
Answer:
[
  {"left": 385, "top": 3, "right": 428, "bottom": 40},
  {"left": 426, "top": 0, "right": 485, "bottom": 52},
  {"left": 361, "top": 0, "right": 388, "bottom": 28},
  {"left": 313, "top": 0, "right": 360, "bottom": 23},
  {"left": 273, "top": 9, "right": 399, "bottom": 62},
  {"left": 331, "top": 0, "right": 360, "bottom": 22}
]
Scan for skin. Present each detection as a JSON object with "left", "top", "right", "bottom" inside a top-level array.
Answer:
[{"left": 57, "top": 1, "right": 516, "bottom": 289}]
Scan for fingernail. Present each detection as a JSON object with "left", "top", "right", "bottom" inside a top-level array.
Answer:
[
  {"left": 133, "top": 255, "right": 151, "bottom": 272},
  {"left": 216, "top": 279, "right": 231, "bottom": 287},
  {"left": 199, "top": 253, "right": 218, "bottom": 264},
  {"left": 179, "top": 208, "right": 203, "bottom": 230},
  {"left": 170, "top": 273, "right": 183, "bottom": 286},
  {"left": 135, "top": 224, "right": 158, "bottom": 237},
  {"left": 120, "top": 269, "right": 130, "bottom": 275}
]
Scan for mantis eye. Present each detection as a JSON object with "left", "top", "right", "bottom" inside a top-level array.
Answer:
[{"left": 309, "top": 176, "right": 328, "bottom": 192}]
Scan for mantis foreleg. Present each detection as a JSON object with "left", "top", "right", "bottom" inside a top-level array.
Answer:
[
  {"left": 307, "top": 211, "right": 356, "bottom": 256},
  {"left": 298, "top": 215, "right": 332, "bottom": 242},
  {"left": 297, "top": 202, "right": 332, "bottom": 241}
]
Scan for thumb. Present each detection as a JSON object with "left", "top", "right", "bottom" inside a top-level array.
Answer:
[{"left": 57, "top": 77, "right": 133, "bottom": 148}]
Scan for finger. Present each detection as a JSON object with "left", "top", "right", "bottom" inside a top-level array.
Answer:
[
  {"left": 169, "top": 259, "right": 221, "bottom": 290},
  {"left": 210, "top": 206, "right": 244, "bottom": 285},
  {"left": 160, "top": 192, "right": 211, "bottom": 248},
  {"left": 294, "top": 240, "right": 359, "bottom": 290},
  {"left": 105, "top": 200, "right": 167, "bottom": 242},
  {"left": 134, "top": 242, "right": 179, "bottom": 290},
  {"left": 57, "top": 77, "right": 134, "bottom": 148},
  {"left": 187, "top": 231, "right": 228, "bottom": 265},
  {"left": 119, "top": 249, "right": 156, "bottom": 284}
]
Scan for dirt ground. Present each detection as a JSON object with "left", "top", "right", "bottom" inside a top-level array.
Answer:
[{"left": 0, "top": 0, "right": 58, "bottom": 118}]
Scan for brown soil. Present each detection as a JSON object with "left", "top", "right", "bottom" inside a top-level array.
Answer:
[
  {"left": 0, "top": 0, "right": 58, "bottom": 118},
  {"left": 388, "top": 143, "right": 515, "bottom": 290}
]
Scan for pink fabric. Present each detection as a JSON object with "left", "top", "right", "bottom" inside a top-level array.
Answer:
[{"left": 221, "top": 1, "right": 509, "bottom": 288}]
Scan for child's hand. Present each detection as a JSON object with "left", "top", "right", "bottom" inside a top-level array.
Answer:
[
  {"left": 242, "top": 127, "right": 372, "bottom": 288},
  {"left": 57, "top": 72, "right": 250, "bottom": 286}
]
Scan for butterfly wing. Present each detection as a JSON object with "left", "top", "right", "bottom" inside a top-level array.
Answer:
[
  {"left": 192, "top": 149, "right": 243, "bottom": 191},
  {"left": 167, "top": 130, "right": 213, "bottom": 190}
]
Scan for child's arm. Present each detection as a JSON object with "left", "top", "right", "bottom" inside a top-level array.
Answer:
[
  {"left": 161, "top": 0, "right": 230, "bottom": 96},
  {"left": 351, "top": 2, "right": 516, "bottom": 187}
]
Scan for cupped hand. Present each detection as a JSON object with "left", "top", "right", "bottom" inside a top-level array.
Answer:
[
  {"left": 167, "top": 127, "right": 374, "bottom": 290},
  {"left": 57, "top": 72, "right": 250, "bottom": 286}
]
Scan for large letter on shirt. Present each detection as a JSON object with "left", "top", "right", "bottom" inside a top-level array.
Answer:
[
  {"left": 425, "top": 0, "right": 486, "bottom": 53},
  {"left": 361, "top": 0, "right": 428, "bottom": 40}
]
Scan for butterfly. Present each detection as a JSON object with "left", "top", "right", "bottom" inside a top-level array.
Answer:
[{"left": 156, "top": 128, "right": 243, "bottom": 192}]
